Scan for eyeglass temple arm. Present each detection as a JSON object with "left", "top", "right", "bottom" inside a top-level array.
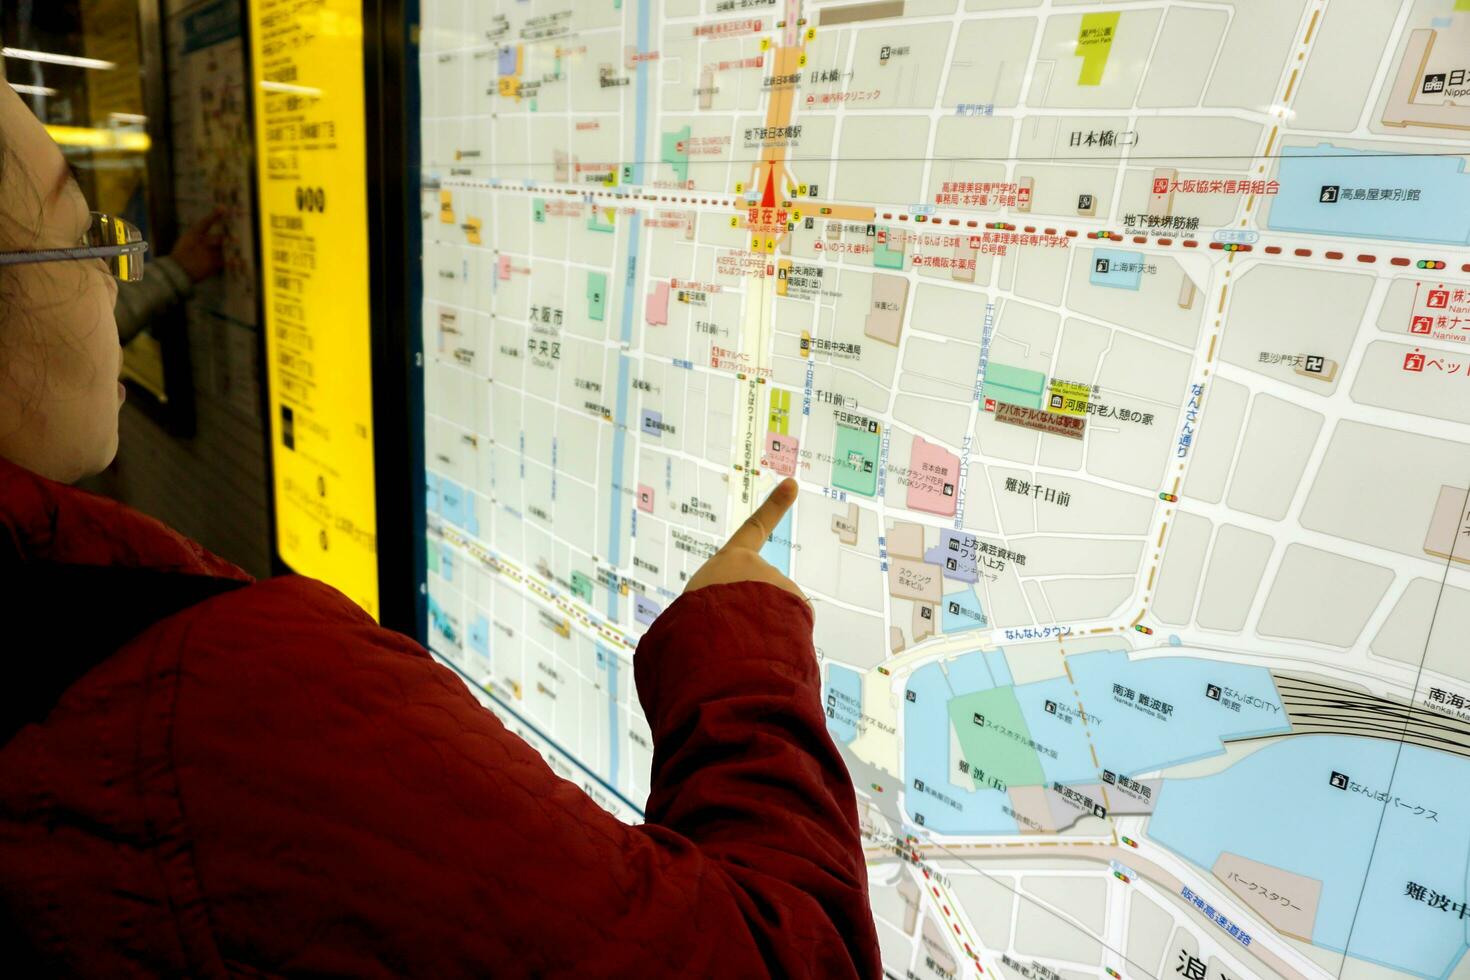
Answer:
[{"left": 0, "top": 241, "right": 150, "bottom": 267}]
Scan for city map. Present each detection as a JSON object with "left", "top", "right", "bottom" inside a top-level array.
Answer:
[{"left": 416, "top": 2, "right": 1470, "bottom": 978}]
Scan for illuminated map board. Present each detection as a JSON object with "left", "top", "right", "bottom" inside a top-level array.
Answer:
[
  {"left": 249, "top": 0, "right": 380, "bottom": 618},
  {"left": 416, "top": 3, "right": 1470, "bottom": 977}
]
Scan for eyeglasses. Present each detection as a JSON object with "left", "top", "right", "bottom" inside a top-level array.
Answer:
[{"left": 0, "top": 212, "right": 148, "bottom": 282}]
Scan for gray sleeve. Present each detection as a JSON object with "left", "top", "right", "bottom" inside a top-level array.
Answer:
[{"left": 115, "top": 256, "right": 194, "bottom": 346}]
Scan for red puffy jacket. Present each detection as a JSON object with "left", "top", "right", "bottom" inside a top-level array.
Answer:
[{"left": 0, "top": 458, "right": 880, "bottom": 977}]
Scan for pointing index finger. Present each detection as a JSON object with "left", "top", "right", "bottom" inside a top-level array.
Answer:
[{"left": 726, "top": 478, "right": 797, "bottom": 553}]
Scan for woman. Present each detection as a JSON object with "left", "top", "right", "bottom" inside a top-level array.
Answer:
[{"left": 0, "top": 84, "right": 880, "bottom": 977}]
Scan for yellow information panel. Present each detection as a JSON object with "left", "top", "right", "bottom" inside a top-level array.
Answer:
[{"left": 247, "top": 0, "right": 379, "bottom": 618}]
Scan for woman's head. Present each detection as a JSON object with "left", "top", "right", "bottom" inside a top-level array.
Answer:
[{"left": 0, "top": 83, "right": 124, "bottom": 484}]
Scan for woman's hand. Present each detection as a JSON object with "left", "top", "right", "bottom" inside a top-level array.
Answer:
[{"left": 685, "top": 478, "right": 805, "bottom": 601}]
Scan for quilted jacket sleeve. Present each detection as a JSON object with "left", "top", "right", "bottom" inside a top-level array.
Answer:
[
  {"left": 157, "top": 577, "right": 880, "bottom": 979},
  {"left": 115, "top": 256, "right": 192, "bottom": 346}
]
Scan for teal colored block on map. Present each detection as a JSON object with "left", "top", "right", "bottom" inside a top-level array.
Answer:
[
  {"left": 532, "top": 198, "right": 546, "bottom": 223},
  {"left": 824, "top": 664, "right": 862, "bottom": 744},
  {"left": 873, "top": 229, "right": 905, "bottom": 269},
  {"left": 1089, "top": 248, "right": 1143, "bottom": 290},
  {"left": 832, "top": 424, "right": 880, "bottom": 497},
  {"left": 758, "top": 507, "right": 794, "bottom": 576},
  {"left": 571, "top": 571, "right": 594, "bottom": 604},
  {"left": 981, "top": 362, "right": 1047, "bottom": 410},
  {"left": 942, "top": 588, "right": 987, "bottom": 633},
  {"left": 587, "top": 271, "right": 607, "bottom": 321},
  {"left": 469, "top": 616, "right": 489, "bottom": 657},
  {"left": 661, "top": 126, "right": 691, "bottom": 183},
  {"left": 1270, "top": 143, "right": 1470, "bottom": 245}
]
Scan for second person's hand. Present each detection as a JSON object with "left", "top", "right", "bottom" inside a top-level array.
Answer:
[
  {"left": 169, "top": 206, "right": 229, "bottom": 284},
  {"left": 685, "top": 478, "right": 806, "bottom": 601}
]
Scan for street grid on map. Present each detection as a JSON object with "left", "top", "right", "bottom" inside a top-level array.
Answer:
[{"left": 417, "top": 3, "right": 1470, "bottom": 979}]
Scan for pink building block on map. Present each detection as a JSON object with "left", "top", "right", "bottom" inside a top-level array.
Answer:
[
  {"left": 907, "top": 437, "right": 959, "bottom": 517},
  {"left": 646, "top": 282, "right": 670, "bottom": 326},
  {"left": 763, "top": 433, "right": 799, "bottom": 477},
  {"left": 497, "top": 254, "right": 512, "bottom": 281},
  {"left": 637, "top": 484, "right": 656, "bottom": 513}
]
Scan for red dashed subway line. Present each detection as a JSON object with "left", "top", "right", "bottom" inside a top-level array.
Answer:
[{"left": 437, "top": 178, "right": 1469, "bottom": 273}]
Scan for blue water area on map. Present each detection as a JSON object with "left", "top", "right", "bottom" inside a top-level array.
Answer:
[
  {"left": 428, "top": 596, "right": 455, "bottom": 646},
  {"left": 1017, "top": 651, "right": 1288, "bottom": 785},
  {"left": 1089, "top": 248, "right": 1144, "bottom": 290},
  {"left": 942, "top": 588, "right": 986, "bottom": 634},
  {"left": 925, "top": 529, "right": 979, "bottom": 584},
  {"left": 1151, "top": 735, "right": 1470, "bottom": 979},
  {"left": 824, "top": 664, "right": 863, "bottom": 744},
  {"left": 1269, "top": 143, "right": 1470, "bottom": 245},
  {"left": 902, "top": 651, "right": 1288, "bottom": 834},
  {"left": 904, "top": 654, "right": 1014, "bottom": 834},
  {"left": 607, "top": 210, "right": 643, "bottom": 620},
  {"left": 632, "top": 0, "right": 651, "bottom": 184},
  {"left": 598, "top": 645, "right": 620, "bottom": 788},
  {"left": 432, "top": 475, "right": 480, "bottom": 536},
  {"left": 947, "top": 650, "right": 1013, "bottom": 693},
  {"left": 468, "top": 615, "right": 489, "bottom": 658},
  {"left": 758, "top": 508, "right": 794, "bottom": 577}
]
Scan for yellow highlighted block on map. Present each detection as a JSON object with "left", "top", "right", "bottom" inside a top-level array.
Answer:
[
  {"left": 1076, "top": 12, "right": 1119, "bottom": 86},
  {"left": 1047, "top": 378, "right": 1090, "bottom": 417},
  {"left": 768, "top": 388, "right": 791, "bottom": 435},
  {"left": 777, "top": 259, "right": 793, "bottom": 296},
  {"left": 464, "top": 217, "right": 482, "bottom": 245},
  {"left": 439, "top": 190, "right": 455, "bottom": 224}
]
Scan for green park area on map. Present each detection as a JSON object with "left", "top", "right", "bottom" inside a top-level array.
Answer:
[{"left": 946, "top": 687, "right": 1046, "bottom": 789}]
